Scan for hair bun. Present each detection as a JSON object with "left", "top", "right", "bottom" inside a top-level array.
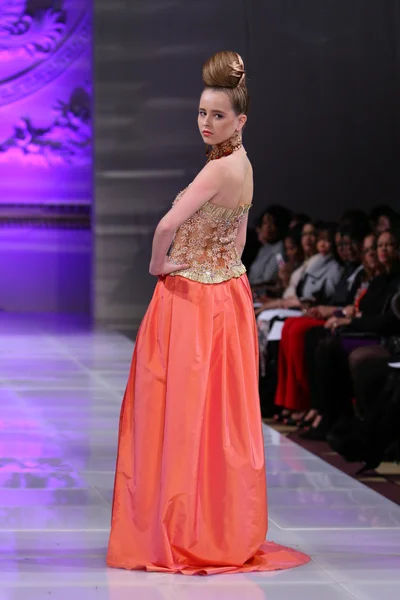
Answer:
[{"left": 202, "top": 50, "right": 246, "bottom": 89}]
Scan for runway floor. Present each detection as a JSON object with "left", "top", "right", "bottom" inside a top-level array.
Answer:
[{"left": 1, "top": 313, "right": 400, "bottom": 600}]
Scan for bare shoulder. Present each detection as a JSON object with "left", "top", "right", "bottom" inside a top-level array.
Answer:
[
  {"left": 194, "top": 157, "right": 232, "bottom": 185},
  {"left": 193, "top": 151, "right": 251, "bottom": 191},
  {"left": 244, "top": 153, "right": 253, "bottom": 176}
]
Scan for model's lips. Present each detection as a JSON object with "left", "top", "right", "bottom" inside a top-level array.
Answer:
[{"left": 203, "top": 130, "right": 213, "bottom": 136}]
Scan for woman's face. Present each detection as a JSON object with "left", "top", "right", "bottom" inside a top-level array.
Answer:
[
  {"left": 362, "top": 234, "right": 378, "bottom": 271},
  {"left": 301, "top": 223, "right": 317, "bottom": 255},
  {"left": 284, "top": 237, "right": 300, "bottom": 263},
  {"left": 257, "top": 213, "right": 278, "bottom": 244},
  {"left": 376, "top": 215, "right": 391, "bottom": 234},
  {"left": 336, "top": 233, "right": 350, "bottom": 262},
  {"left": 198, "top": 89, "right": 246, "bottom": 145},
  {"left": 316, "top": 231, "right": 332, "bottom": 256},
  {"left": 377, "top": 231, "right": 398, "bottom": 267},
  {"left": 337, "top": 234, "right": 361, "bottom": 263}
]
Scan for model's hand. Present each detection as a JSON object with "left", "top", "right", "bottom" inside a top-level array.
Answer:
[{"left": 149, "top": 260, "right": 189, "bottom": 277}]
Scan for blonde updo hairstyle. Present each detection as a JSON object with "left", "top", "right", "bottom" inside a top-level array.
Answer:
[{"left": 202, "top": 50, "right": 249, "bottom": 116}]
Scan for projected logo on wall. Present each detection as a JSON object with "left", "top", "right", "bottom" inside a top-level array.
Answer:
[{"left": 0, "top": 0, "right": 92, "bottom": 211}]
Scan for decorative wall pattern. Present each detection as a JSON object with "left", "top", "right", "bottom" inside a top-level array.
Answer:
[
  {"left": 0, "top": 0, "right": 92, "bottom": 315},
  {"left": 0, "top": 0, "right": 92, "bottom": 207}
]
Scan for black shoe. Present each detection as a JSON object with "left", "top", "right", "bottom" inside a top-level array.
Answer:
[
  {"left": 298, "top": 414, "right": 318, "bottom": 429},
  {"left": 273, "top": 410, "right": 290, "bottom": 423},
  {"left": 284, "top": 416, "right": 300, "bottom": 427},
  {"left": 300, "top": 422, "right": 328, "bottom": 441}
]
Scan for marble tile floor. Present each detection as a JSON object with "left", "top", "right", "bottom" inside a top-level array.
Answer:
[{"left": 1, "top": 313, "right": 400, "bottom": 600}]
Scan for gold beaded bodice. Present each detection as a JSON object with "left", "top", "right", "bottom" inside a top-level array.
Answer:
[{"left": 168, "top": 188, "right": 252, "bottom": 284}]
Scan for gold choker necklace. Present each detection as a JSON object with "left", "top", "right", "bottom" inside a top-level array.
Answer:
[{"left": 206, "top": 132, "right": 243, "bottom": 163}]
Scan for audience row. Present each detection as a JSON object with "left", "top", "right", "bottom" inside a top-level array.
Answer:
[{"left": 245, "top": 203, "right": 400, "bottom": 472}]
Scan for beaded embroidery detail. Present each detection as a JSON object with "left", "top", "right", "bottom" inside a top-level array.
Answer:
[
  {"left": 206, "top": 132, "right": 243, "bottom": 163},
  {"left": 168, "top": 190, "right": 252, "bottom": 284}
]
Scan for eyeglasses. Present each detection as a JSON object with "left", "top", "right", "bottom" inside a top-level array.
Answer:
[{"left": 363, "top": 246, "right": 376, "bottom": 254}]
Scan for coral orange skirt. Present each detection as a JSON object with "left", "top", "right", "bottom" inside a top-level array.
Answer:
[{"left": 107, "top": 274, "right": 310, "bottom": 575}]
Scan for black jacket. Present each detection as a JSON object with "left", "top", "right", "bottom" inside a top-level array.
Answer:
[
  {"left": 347, "top": 264, "right": 400, "bottom": 336},
  {"left": 329, "top": 263, "right": 364, "bottom": 307}
]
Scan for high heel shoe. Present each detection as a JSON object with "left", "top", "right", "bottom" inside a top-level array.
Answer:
[
  {"left": 283, "top": 416, "right": 299, "bottom": 426},
  {"left": 273, "top": 409, "right": 290, "bottom": 423},
  {"left": 298, "top": 412, "right": 318, "bottom": 429},
  {"left": 283, "top": 411, "right": 305, "bottom": 427},
  {"left": 300, "top": 420, "right": 329, "bottom": 441}
]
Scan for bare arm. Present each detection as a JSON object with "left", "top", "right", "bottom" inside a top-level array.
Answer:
[{"left": 149, "top": 161, "right": 226, "bottom": 275}]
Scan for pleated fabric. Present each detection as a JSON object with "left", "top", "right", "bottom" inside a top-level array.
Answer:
[{"left": 106, "top": 274, "right": 310, "bottom": 575}]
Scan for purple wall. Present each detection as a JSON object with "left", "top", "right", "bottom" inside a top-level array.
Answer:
[{"left": 0, "top": 0, "right": 92, "bottom": 314}]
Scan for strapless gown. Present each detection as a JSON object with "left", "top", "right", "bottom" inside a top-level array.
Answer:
[{"left": 106, "top": 197, "right": 310, "bottom": 575}]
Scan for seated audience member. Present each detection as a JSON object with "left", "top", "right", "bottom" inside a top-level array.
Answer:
[
  {"left": 281, "top": 224, "right": 305, "bottom": 274},
  {"left": 256, "top": 222, "right": 316, "bottom": 399},
  {"left": 291, "top": 221, "right": 343, "bottom": 306},
  {"left": 300, "top": 229, "right": 400, "bottom": 440},
  {"left": 259, "top": 225, "right": 305, "bottom": 300},
  {"left": 324, "top": 230, "right": 398, "bottom": 324},
  {"left": 248, "top": 205, "right": 292, "bottom": 286},
  {"left": 273, "top": 228, "right": 374, "bottom": 424},
  {"left": 284, "top": 221, "right": 343, "bottom": 308},
  {"left": 369, "top": 204, "right": 400, "bottom": 235},
  {"left": 256, "top": 222, "right": 341, "bottom": 415},
  {"left": 255, "top": 221, "right": 316, "bottom": 311},
  {"left": 256, "top": 221, "right": 342, "bottom": 316},
  {"left": 306, "top": 224, "right": 374, "bottom": 321},
  {"left": 334, "top": 291, "right": 400, "bottom": 437},
  {"left": 329, "top": 289, "right": 400, "bottom": 471}
]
